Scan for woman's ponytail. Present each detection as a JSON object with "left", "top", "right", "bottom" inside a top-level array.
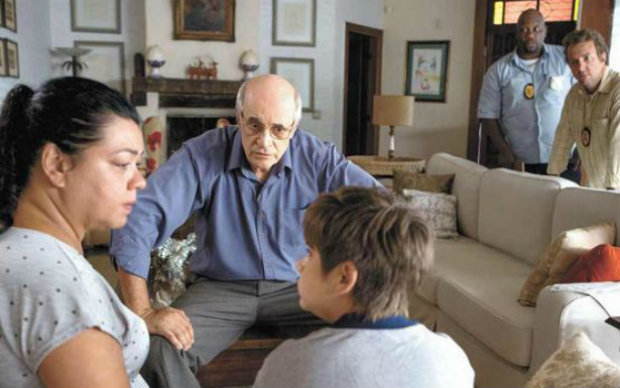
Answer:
[{"left": 0, "top": 84, "right": 34, "bottom": 231}]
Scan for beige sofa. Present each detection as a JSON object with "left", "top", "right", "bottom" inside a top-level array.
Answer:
[{"left": 410, "top": 153, "right": 620, "bottom": 387}]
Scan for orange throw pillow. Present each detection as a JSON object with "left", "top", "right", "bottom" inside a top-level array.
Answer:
[{"left": 562, "top": 244, "right": 620, "bottom": 283}]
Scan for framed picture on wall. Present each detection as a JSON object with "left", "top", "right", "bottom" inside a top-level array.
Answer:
[
  {"left": 174, "top": 0, "right": 235, "bottom": 41},
  {"left": 3, "top": 0, "right": 16, "bottom": 32},
  {"left": 0, "top": 39, "right": 7, "bottom": 77},
  {"left": 0, "top": 0, "right": 4, "bottom": 29},
  {"left": 6, "top": 39, "right": 18, "bottom": 77},
  {"left": 272, "top": 0, "right": 316, "bottom": 46},
  {"left": 270, "top": 57, "right": 314, "bottom": 112},
  {"left": 71, "top": 0, "right": 121, "bottom": 33},
  {"left": 75, "top": 41, "right": 126, "bottom": 94},
  {"left": 405, "top": 40, "right": 450, "bottom": 102}
]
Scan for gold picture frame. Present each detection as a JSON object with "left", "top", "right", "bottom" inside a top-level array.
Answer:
[
  {"left": 3, "top": 0, "right": 16, "bottom": 32},
  {"left": 6, "top": 39, "right": 18, "bottom": 78},
  {"left": 174, "top": 0, "right": 235, "bottom": 41},
  {"left": 0, "top": 39, "right": 7, "bottom": 77}
]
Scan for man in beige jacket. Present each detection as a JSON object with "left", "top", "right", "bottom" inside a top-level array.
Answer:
[{"left": 548, "top": 29, "right": 620, "bottom": 189}]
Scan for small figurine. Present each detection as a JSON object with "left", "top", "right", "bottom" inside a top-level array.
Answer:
[{"left": 188, "top": 58, "right": 218, "bottom": 80}]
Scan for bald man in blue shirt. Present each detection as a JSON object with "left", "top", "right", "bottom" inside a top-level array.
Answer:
[{"left": 110, "top": 75, "right": 378, "bottom": 387}]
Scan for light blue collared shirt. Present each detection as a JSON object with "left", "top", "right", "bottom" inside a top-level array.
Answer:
[
  {"left": 110, "top": 126, "right": 379, "bottom": 281},
  {"left": 478, "top": 44, "right": 574, "bottom": 163}
]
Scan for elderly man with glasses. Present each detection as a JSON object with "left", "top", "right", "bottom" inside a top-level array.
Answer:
[{"left": 110, "top": 74, "right": 379, "bottom": 388}]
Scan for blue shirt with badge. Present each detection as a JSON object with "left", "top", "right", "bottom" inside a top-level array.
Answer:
[
  {"left": 110, "top": 126, "right": 379, "bottom": 281},
  {"left": 478, "top": 44, "right": 573, "bottom": 163}
]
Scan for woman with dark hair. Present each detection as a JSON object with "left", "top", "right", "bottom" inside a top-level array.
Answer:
[{"left": 0, "top": 77, "right": 149, "bottom": 387}]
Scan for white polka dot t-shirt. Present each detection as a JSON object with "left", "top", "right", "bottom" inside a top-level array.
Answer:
[{"left": 0, "top": 227, "right": 149, "bottom": 388}]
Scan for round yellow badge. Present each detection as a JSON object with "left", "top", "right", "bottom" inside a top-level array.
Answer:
[{"left": 524, "top": 83, "right": 535, "bottom": 100}]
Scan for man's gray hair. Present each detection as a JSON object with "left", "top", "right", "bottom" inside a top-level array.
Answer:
[{"left": 235, "top": 80, "right": 303, "bottom": 126}]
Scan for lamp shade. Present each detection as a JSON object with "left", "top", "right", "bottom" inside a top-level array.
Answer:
[{"left": 372, "top": 95, "right": 415, "bottom": 127}]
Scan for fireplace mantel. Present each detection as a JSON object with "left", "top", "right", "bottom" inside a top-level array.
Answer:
[{"left": 131, "top": 77, "right": 242, "bottom": 108}]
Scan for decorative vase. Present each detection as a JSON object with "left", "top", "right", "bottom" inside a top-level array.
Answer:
[{"left": 146, "top": 45, "right": 166, "bottom": 78}]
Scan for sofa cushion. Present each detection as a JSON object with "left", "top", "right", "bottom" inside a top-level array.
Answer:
[
  {"left": 562, "top": 244, "right": 620, "bottom": 283},
  {"left": 478, "top": 169, "right": 576, "bottom": 266},
  {"left": 526, "top": 332, "right": 620, "bottom": 388},
  {"left": 425, "top": 153, "right": 487, "bottom": 239},
  {"left": 417, "top": 237, "right": 532, "bottom": 305},
  {"left": 518, "top": 222, "right": 616, "bottom": 306},
  {"left": 430, "top": 238, "right": 535, "bottom": 367},
  {"left": 402, "top": 189, "right": 458, "bottom": 239},
  {"left": 552, "top": 187, "right": 620, "bottom": 246},
  {"left": 392, "top": 170, "right": 454, "bottom": 195}
]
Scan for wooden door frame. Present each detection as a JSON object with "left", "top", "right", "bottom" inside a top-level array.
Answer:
[
  {"left": 465, "top": 0, "right": 615, "bottom": 162},
  {"left": 343, "top": 22, "right": 383, "bottom": 155}
]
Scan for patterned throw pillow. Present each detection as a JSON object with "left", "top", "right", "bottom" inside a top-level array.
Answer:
[
  {"left": 392, "top": 170, "right": 455, "bottom": 196},
  {"left": 518, "top": 222, "right": 616, "bottom": 307},
  {"left": 402, "top": 189, "right": 458, "bottom": 239},
  {"left": 526, "top": 332, "right": 620, "bottom": 388}
]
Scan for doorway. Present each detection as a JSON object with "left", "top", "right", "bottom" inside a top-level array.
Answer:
[
  {"left": 343, "top": 23, "right": 383, "bottom": 156},
  {"left": 466, "top": 0, "right": 614, "bottom": 165}
]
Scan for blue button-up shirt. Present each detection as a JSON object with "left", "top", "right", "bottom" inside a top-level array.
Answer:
[
  {"left": 110, "top": 126, "right": 379, "bottom": 281},
  {"left": 478, "top": 44, "right": 574, "bottom": 163}
]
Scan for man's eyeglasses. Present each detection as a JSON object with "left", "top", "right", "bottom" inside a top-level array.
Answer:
[{"left": 240, "top": 117, "right": 296, "bottom": 140}]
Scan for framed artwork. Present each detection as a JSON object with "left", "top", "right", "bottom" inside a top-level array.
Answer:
[
  {"left": 5, "top": 39, "right": 17, "bottom": 77},
  {"left": 174, "top": 0, "right": 235, "bottom": 41},
  {"left": 71, "top": 0, "right": 121, "bottom": 33},
  {"left": 272, "top": 0, "right": 316, "bottom": 46},
  {"left": 75, "top": 41, "right": 126, "bottom": 95},
  {"left": 270, "top": 57, "right": 314, "bottom": 112},
  {"left": 405, "top": 40, "right": 450, "bottom": 102},
  {"left": 0, "top": 39, "right": 6, "bottom": 77},
  {"left": 3, "top": 0, "right": 16, "bottom": 32}
]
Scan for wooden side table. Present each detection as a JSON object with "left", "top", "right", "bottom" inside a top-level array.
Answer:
[{"left": 347, "top": 155, "right": 425, "bottom": 178}]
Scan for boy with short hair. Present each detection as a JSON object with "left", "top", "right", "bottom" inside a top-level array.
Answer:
[{"left": 254, "top": 187, "right": 474, "bottom": 388}]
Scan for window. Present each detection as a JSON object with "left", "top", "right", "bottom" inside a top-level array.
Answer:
[{"left": 492, "top": 0, "right": 579, "bottom": 25}]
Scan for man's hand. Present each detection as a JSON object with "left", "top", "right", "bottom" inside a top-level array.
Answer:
[{"left": 140, "top": 306, "right": 195, "bottom": 351}]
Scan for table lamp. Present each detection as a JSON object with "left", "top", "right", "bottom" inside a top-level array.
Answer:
[{"left": 372, "top": 95, "right": 415, "bottom": 160}]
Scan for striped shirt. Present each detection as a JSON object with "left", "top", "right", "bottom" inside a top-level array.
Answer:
[{"left": 548, "top": 67, "right": 620, "bottom": 189}]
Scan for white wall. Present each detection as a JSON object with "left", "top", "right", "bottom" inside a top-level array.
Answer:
[
  {"left": 333, "top": 0, "right": 383, "bottom": 148},
  {"left": 49, "top": 0, "right": 145, "bottom": 95},
  {"left": 258, "top": 0, "right": 339, "bottom": 142},
  {"left": 381, "top": 0, "right": 476, "bottom": 159},
  {"left": 0, "top": 1, "right": 52, "bottom": 100},
  {"left": 610, "top": 0, "right": 620, "bottom": 70},
  {"left": 145, "top": 0, "right": 258, "bottom": 81}
]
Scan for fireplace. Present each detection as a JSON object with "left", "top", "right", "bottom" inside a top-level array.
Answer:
[{"left": 166, "top": 115, "right": 236, "bottom": 157}]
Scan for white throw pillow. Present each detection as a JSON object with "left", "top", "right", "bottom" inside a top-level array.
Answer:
[
  {"left": 402, "top": 189, "right": 458, "bottom": 239},
  {"left": 526, "top": 331, "right": 620, "bottom": 388}
]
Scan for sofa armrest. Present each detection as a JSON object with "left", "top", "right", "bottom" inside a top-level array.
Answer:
[{"left": 531, "top": 282, "right": 620, "bottom": 373}]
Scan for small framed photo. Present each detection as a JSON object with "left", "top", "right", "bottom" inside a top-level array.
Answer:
[
  {"left": 174, "top": 0, "right": 235, "bottom": 42},
  {"left": 71, "top": 0, "right": 121, "bottom": 33},
  {"left": 272, "top": 0, "right": 316, "bottom": 46},
  {"left": 405, "top": 40, "right": 450, "bottom": 102},
  {"left": 75, "top": 41, "right": 126, "bottom": 95},
  {"left": 0, "top": 39, "right": 7, "bottom": 77},
  {"left": 270, "top": 57, "right": 314, "bottom": 112},
  {"left": 3, "top": 0, "right": 16, "bottom": 32},
  {"left": 5, "top": 39, "right": 18, "bottom": 77}
]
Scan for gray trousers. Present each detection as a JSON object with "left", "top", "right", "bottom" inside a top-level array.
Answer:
[{"left": 140, "top": 277, "right": 323, "bottom": 388}]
